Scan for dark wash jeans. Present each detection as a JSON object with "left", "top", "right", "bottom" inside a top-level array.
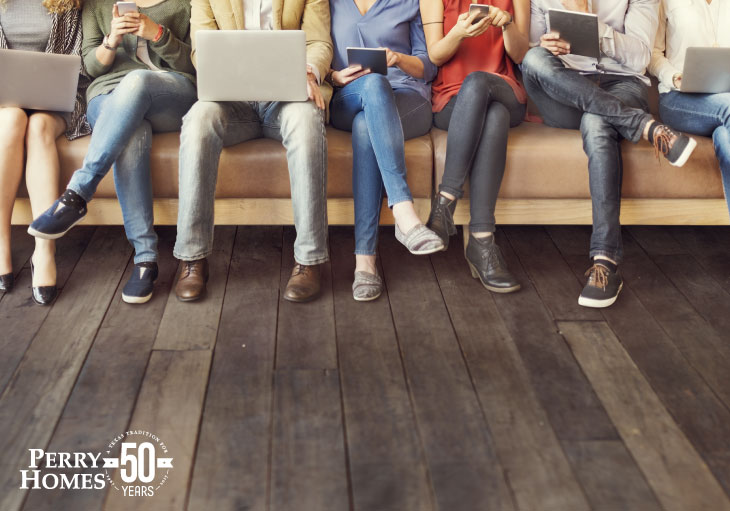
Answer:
[
  {"left": 434, "top": 71, "right": 526, "bottom": 233},
  {"left": 521, "top": 47, "right": 653, "bottom": 264}
]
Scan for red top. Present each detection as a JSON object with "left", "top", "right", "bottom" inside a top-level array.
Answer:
[{"left": 431, "top": 0, "right": 527, "bottom": 112}]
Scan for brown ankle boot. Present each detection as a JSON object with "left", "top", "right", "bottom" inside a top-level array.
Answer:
[
  {"left": 284, "top": 263, "right": 321, "bottom": 303},
  {"left": 175, "top": 259, "right": 209, "bottom": 302}
]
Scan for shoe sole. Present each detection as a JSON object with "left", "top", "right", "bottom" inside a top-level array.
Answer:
[
  {"left": 283, "top": 292, "right": 320, "bottom": 303},
  {"left": 353, "top": 291, "right": 382, "bottom": 302},
  {"left": 122, "top": 292, "right": 153, "bottom": 305},
  {"left": 409, "top": 245, "right": 446, "bottom": 256},
  {"left": 668, "top": 137, "right": 697, "bottom": 167},
  {"left": 578, "top": 282, "right": 624, "bottom": 308},
  {"left": 27, "top": 216, "right": 85, "bottom": 240},
  {"left": 468, "top": 261, "right": 521, "bottom": 294},
  {"left": 176, "top": 291, "right": 205, "bottom": 302}
]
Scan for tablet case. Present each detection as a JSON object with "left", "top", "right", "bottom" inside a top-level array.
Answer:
[{"left": 547, "top": 9, "right": 600, "bottom": 60}]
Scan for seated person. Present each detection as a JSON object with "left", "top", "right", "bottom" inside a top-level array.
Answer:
[
  {"left": 649, "top": 0, "right": 730, "bottom": 218},
  {"left": 29, "top": 0, "right": 197, "bottom": 305},
  {"left": 328, "top": 0, "right": 443, "bottom": 302},
  {"left": 423, "top": 0, "right": 530, "bottom": 294},
  {"left": 171, "top": 0, "right": 332, "bottom": 304},
  {"left": 522, "top": 0, "right": 697, "bottom": 308},
  {"left": 0, "top": 0, "right": 89, "bottom": 305}
]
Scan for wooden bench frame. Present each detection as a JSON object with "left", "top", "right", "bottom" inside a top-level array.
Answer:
[{"left": 11, "top": 197, "right": 729, "bottom": 226}]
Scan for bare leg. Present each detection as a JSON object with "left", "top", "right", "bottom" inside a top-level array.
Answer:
[
  {"left": 25, "top": 112, "right": 65, "bottom": 286},
  {"left": 355, "top": 254, "right": 378, "bottom": 275},
  {"left": 0, "top": 107, "right": 29, "bottom": 275},
  {"left": 392, "top": 200, "right": 423, "bottom": 234}
]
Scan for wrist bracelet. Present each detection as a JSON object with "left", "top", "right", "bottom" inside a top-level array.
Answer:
[
  {"left": 152, "top": 25, "right": 164, "bottom": 43},
  {"left": 102, "top": 35, "right": 115, "bottom": 51}
]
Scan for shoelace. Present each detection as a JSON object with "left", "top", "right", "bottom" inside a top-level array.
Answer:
[
  {"left": 182, "top": 261, "right": 202, "bottom": 278},
  {"left": 292, "top": 264, "right": 311, "bottom": 277},
  {"left": 651, "top": 125, "right": 676, "bottom": 160},
  {"left": 584, "top": 264, "right": 610, "bottom": 291}
]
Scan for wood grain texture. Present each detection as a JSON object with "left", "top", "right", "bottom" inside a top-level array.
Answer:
[
  {"left": 0, "top": 228, "right": 131, "bottom": 511},
  {"left": 187, "top": 227, "right": 282, "bottom": 511},
  {"left": 430, "top": 242, "right": 591, "bottom": 511},
  {"left": 275, "top": 227, "right": 337, "bottom": 370},
  {"left": 329, "top": 228, "right": 434, "bottom": 511},
  {"left": 270, "top": 369, "right": 349, "bottom": 511},
  {"left": 0, "top": 227, "right": 95, "bottom": 394},
  {"left": 153, "top": 226, "right": 235, "bottom": 350},
  {"left": 12, "top": 198, "right": 730, "bottom": 226},
  {"left": 379, "top": 233, "right": 516, "bottom": 511},
  {"left": 22, "top": 229, "right": 179, "bottom": 511},
  {"left": 103, "top": 350, "right": 212, "bottom": 511},
  {"left": 559, "top": 320, "right": 730, "bottom": 511}
]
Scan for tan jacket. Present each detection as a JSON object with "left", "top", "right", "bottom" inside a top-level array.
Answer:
[{"left": 190, "top": 0, "right": 333, "bottom": 101}]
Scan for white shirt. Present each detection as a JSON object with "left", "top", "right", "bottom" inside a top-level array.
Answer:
[
  {"left": 649, "top": 0, "right": 730, "bottom": 93},
  {"left": 244, "top": 0, "right": 273, "bottom": 30},
  {"left": 530, "top": 0, "right": 660, "bottom": 85}
]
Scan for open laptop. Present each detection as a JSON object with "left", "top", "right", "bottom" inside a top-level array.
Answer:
[
  {"left": 0, "top": 49, "right": 81, "bottom": 112},
  {"left": 195, "top": 30, "right": 308, "bottom": 102},
  {"left": 680, "top": 47, "right": 730, "bottom": 94}
]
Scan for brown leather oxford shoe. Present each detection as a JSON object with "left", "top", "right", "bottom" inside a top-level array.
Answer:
[
  {"left": 283, "top": 263, "right": 321, "bottom": 303},
  {"left": 175, "top": 258, "right": 209, "bottom": 302}
]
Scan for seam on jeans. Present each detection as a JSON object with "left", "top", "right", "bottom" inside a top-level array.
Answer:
[
  {"left": 590, "top": 249, "right": 621, "bottom": 264},
  {"left": 294, "top": 255, "right": 329, "bottom": 266},
  {"left": 354, "top": 250, "right": 377, "bottom": 256}
]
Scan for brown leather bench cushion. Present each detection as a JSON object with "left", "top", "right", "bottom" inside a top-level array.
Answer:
[
  {"left": 45, "top": 126, "right": 434, "bottom": 200},
  {"left": 432, "top": 124, "right": 723, "bottom": 199}
]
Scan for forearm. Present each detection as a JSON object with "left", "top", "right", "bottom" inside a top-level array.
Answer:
[
  {"left": 93, "top": 43, "right": 116, "bottom": 68},
  {"left": 427, "top": 29, "right": 463, "bottom": 67},
  {"left": 150, "top": 28, "right": 195, "bottom": 74},
  {"left": 396, "top": 53, "right": 425, "bottom": 79},
  {"left": 503, "top": 24, "right": 529, "bottom": 63}
]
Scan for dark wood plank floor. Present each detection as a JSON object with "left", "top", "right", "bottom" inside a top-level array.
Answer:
[{"left": 2, "top": 224, "right": 730, "bottom": 511}]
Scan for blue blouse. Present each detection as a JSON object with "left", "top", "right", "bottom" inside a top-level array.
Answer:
[{"left": 330, "top": 0, "right": 438, "bottom": 101}]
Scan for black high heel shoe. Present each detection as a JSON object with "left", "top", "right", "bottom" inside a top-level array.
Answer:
[
  {"left": 0, "top": 272, "right": 14, "bottom": 292},
  {"left": 30, "top": 258, "right": 58, "bottom": 306}
]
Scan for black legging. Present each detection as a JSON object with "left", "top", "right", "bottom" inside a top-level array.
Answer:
[{"left": 434, "top": 71, "right": 526, "bottom": 233}]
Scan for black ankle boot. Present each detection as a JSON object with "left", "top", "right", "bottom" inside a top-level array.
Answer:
[
  {"left": 465, "top": 233, "right": 520, "bottom": 293},
  {"left": 426, "top": 193, "right": 457, "bottom": 249},
  {"left": 0, "top": 272, "right": 14, "bottom": 292}
]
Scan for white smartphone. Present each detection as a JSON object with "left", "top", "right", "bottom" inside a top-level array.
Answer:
[
  {"left": 469, "top": 4, "right": 490, "bottom": 23},
  {"left": 116, "top": 1, "right": 138, "bottom": 15}
]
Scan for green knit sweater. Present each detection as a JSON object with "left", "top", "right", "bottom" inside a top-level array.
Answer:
[{"left": 81, "top": 0, "right": 195, "bottom": 102}]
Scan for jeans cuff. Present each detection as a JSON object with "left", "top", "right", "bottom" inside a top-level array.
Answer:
[
  {"left": 387, "top": 195, "right": 413, "bottom": 208},
  {"left": 66, "top": 183, "right": 92, "bottom": 203},
  {"left": 589, "top": 249, "right": 622, "bottom": 265},
  {"left": 173, "top": 250, "right": 212, "bottom": 262},
  {"left": 133, "top": 255, "right": 158, "bottom": 265},
  {"left": 354, "top": 249, "right": 377, "bottom": 256},
  {"left": 438, "top": 184, "right": 464, "bottom": 200},
  {"left": 294, "top": 254, "right": 329, "bottom": 266}
]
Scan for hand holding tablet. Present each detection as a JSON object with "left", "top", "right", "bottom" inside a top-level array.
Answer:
[
  {"left": 546, "top": 9, "right": 600, "bottom": 59},
  {"left": 346, "top": 47, "right": 388, "bottom": 75}
]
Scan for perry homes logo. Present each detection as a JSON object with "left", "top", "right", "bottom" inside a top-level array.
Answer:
[
  {"left": 20, "top": 430, "right": 173, "bottom": 498},
  {"left": 103, "top": 430, "right": 173, "bottom": 497}
]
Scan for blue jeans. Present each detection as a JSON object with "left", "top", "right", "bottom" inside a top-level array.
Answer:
[
  {"left": 521, "top": 47, "right": 653, "bottom": 264},
  {"left": 67, "top": 70, "right": 196, "bottom": 263},
  {"left": 330, "top": 74, "right": 432, "bottom": 255},
  {"left": 174, "top": 100, "right": 328, "bottom": 265},
  {"left": 659, "top": 91, "right": 730, "bottom": 219}
]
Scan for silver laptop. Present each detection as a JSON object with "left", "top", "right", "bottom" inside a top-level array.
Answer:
[
  {"left": 0, "top": 49, "right": 81, "bottom": 112},
  {"left": 195, "top": 30, "right": 308, "bottom": 102},
  {"left": 680, "top": 47, "right": 730, "bottom": 94}
]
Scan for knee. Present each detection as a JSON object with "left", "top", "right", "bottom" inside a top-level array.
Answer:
[
  {"left": 115, "top": 70, "right": 156, "bottom": 100},
  {"left": 713, "top": 126, "right": 730, "bottom": 161},
  {"left": 25, "top": 113, "right": 60, "bottom": 148},
  {"left": 461, "top": 72, "right": 493, "bottom": 96},
  {"left": 281, "top": 102, "right": 324, "bottom": 141},
  {"left": 358, "top": 73, "right": 392, "bottom": 101},
  {"left": 181, "top": 101, "right": 224, "bottom": 138},
  {"left": 486, "top": 101, "right": 510, "bottom": 125},
  {"left": 580, "top": 113, "right": 610, "bottom": 138},
  {"left": 521, "top": 47, "right": 551, "bottom": 77},
  {"left": 0, "top": 107, "right": 29, "bottom": 146}
]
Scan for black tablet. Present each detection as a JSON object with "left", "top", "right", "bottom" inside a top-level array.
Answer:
[
  {"left": 346, "top": 47, "right": 388, "bottom": 75},
  {"left": 547, "top": 9, "right": 600, "bottom": 59}
]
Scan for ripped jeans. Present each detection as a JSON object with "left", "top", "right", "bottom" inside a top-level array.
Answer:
[{"left": 66, "top": 70, "right": 196, "bottom": 263}]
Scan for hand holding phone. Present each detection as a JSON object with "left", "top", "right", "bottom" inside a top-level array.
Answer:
[
  {"left": 108, "top": 2, "right": 140, "bottom": 48},
  {"left": 468, "top": 4, "right": 490, "bottom": 24}
]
